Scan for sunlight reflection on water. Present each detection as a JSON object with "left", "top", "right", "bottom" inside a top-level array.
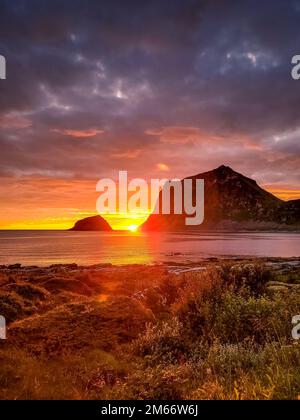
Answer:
[{"left": 0, "top": 230, "right": 299, "bottom": 266}]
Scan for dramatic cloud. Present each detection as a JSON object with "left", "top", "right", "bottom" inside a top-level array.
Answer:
[
  {"left": 146, "top": 127, "right": 204, "bottom": 144},
  {"left": 0, "top": 112, "right": 32, "bottom": 129},
  {"left": 53, "top": 128, "right": 105, "bottom": 138}
]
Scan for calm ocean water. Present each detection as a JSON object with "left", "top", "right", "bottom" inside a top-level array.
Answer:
[{"left": 0, "top": 230, "right": 299, "bottom": 266}]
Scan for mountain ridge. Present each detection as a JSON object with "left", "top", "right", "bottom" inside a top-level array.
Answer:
[{"left": 141, "top": 165, "right": 300, "bottom": 231}]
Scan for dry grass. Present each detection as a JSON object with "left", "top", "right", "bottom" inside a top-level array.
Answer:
[{"left": 0, "top": 260, "right": 300, "bottom": 400}]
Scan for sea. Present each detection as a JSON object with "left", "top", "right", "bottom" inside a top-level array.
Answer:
[{"left": 0, "top": 230, "right": 299, "bottom": 266}]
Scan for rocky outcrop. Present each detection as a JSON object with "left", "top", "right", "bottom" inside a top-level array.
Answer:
[
  {"left": 70, "top": 215, "right": 112, "bottom": 231},
  {"left": 142, "top": 165, "right": 300, "bottom": 231}
]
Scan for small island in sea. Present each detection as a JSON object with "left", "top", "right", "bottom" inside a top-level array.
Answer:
[{"left": 69, "top": 215, "right": 113, "bottom": 231}]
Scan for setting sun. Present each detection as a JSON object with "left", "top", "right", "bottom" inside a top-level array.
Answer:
[{"left": 128, "top": 224, "right": 138, "bottom": 232}]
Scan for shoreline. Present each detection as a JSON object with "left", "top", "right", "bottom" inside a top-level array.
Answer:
[
  {"left": 1, "top": 255, "right": 300, "bottom": 269},
  {"left": 1, "top": 257, "right": 299, "bottom": 319}
]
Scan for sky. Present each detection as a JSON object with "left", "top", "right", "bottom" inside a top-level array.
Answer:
[{"left": 0, "top": 0, "right": 300, "bottom": 229}]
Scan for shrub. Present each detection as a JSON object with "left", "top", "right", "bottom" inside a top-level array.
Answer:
[
  {"left": 218, "top": 263, "right": 271, "bottom": 297},
  {"left": 106, "top": 364, "right": 192, "bottom": 400},
  {"left": 0, "top": 292, "right": 28, "bottom": 323},
  {"left": 133, "top": 319, "right": 192, "bottom": 364},
  {"left": 176, "top": 266, "right": 300, "bottom": 345},
  {"left": 7, "top": 282, "right": 49, "bottom": 301}
]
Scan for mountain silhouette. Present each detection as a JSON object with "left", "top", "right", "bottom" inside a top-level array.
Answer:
[
  {"left": 141, "top": 165, "right": 300, "bottom": 231},
  {"left": 70, "top": 215, "right": 112, "bottom": 231}
]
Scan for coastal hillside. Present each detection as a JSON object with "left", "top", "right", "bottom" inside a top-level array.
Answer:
[{"left": 142, "top": 165, "right": 300, "bottom": 231}]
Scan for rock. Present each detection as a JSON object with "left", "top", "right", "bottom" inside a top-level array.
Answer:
[
  {"left": 8, "top": 264, "right": 22, "bottom": 269},
  {"left": 69, "top": 215, "right": 112, "bottom": 231},
  {"left": 142, "top": 165, "right": 300, "bottom": 231}
]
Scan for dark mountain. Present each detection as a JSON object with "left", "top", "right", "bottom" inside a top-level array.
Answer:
[
  {"left": 69, "top": 215, "right": 112, "bottom": 231},
  {"left": 141, "top": 165, "right": 300, "bottom": 231}
]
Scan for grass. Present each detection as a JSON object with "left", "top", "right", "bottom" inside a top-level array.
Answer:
[{"left": 0, "top": 260, "right": 300, "bottom": 399}]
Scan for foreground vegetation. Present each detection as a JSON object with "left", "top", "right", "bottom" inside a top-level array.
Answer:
[{"left": 0, "top": 259, "right": 300, "bottom": 399}]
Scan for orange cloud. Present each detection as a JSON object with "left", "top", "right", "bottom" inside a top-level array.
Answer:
[
  {"left": 145, "top": 126, "right": 228, "bottom": 145},
  {"left": 111, "top": 149, "right": 141, "bottom": 159},
  {"left": 53, "top": 128, "right": 104, "bottom": 138},
  {"left": 243, "top": 139, "right": 264, "bottom": 151},
  {"left": 146, "top": 127, "right": 266, "bottom": 153},
  {"left": 156, "top": 163, "right": 170, "bottom": 171},
  {"left": 0, "top": 113, "right": 32, "bottom": 129},
  {"left": 146, "top": 126, "right": 203, "bottom": 144}
]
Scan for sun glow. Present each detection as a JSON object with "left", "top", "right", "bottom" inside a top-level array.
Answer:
[
  {"left": 128, "top": 224, "right": 139, "bottom": 232},
  {"left": 102, "top": 211, "right": 150, "bottom": 231}
]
